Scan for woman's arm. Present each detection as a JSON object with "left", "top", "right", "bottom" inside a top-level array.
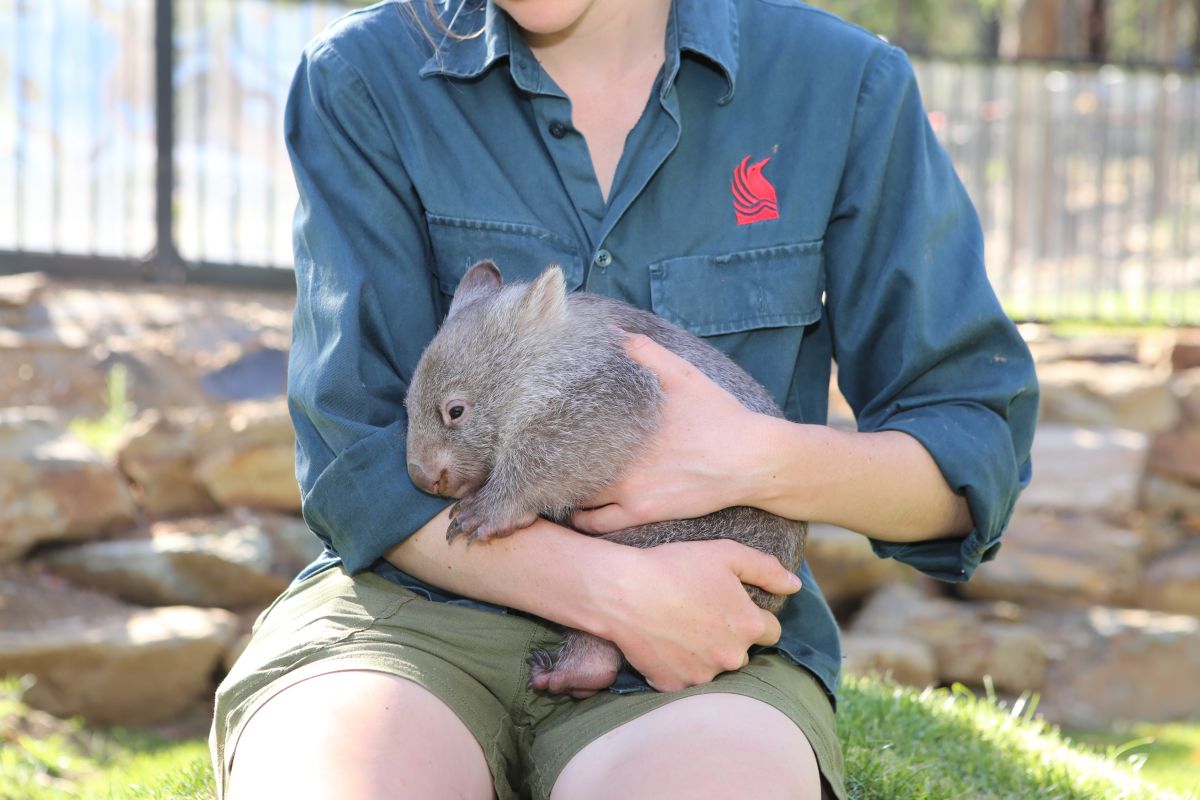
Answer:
[{"left": 385, "top": 510, "right": 801, "bottom": 692}]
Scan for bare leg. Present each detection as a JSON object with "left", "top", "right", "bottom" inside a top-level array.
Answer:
[
  {"left": 550, "top": 693, "right": 821, "bottom": 800},
  {"left": 228, "top": 670, "right": 494, "bottom": 800}
]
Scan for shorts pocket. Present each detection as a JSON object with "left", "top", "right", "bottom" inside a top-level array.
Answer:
[
  {"left": 647, "top": 241, "right": 824, "bottom": 337},
  {"left": 426, "top": 213, "right": 585, "bottom": 296}
]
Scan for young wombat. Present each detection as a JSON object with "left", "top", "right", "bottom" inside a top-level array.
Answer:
[{"left": 405, "top": 260, "right": 807, "bottom": 694}]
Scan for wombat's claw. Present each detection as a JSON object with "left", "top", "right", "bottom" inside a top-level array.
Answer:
[{"left": 528, "top": 648, "right": 555, "bottom": 680}]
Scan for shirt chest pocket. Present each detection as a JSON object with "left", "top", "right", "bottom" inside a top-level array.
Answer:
[
  {"left": 425, "top": 213, "right": 586, "bottom": 297},
  {"left": 647, "top": 241, "right": 825, "bottom": 337}
]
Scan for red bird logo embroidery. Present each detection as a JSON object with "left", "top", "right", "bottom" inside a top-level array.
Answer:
[{"left": 732, "top": 155, "right": 780, "bottom": 225}]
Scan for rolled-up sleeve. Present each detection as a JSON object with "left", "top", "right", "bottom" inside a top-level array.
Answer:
[
  {"left": 822, "top": 46, "right": 1039, "bottom": 582},
  {"left": 285, "top": 40, "right": 449, "bottom": 573}
]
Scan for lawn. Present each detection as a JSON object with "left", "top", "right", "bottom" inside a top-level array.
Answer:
[{"left": 2, "top": 676, "right": 1195, "bottom": 799}]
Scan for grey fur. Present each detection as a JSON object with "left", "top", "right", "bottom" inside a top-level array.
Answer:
[{"left": 405, "top": 261, "right": 807, "bottom": 693}]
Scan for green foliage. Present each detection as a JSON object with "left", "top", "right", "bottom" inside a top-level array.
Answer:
[{"left": 69, "top": 363, "right": 135, "bottom": 457}]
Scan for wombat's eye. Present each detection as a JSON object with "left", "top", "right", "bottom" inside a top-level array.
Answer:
[{"left": 448, "top": 405, "right": 465, "bottom": 420}]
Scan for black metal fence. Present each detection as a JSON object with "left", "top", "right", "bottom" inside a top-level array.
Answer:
[{"left": 1, "top": 1, "right": 1198, "bottom": 322}]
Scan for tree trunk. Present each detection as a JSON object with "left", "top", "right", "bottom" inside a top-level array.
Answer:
[
  {"left": 1156, "top": 0, "right": 1181, "bottom": 66},
  {"left": 1017, "top": 0, "right": 1064, "bottom": 59},
  {"left": 1086, "top": 0, "right": 1107, "bottom": 62}
]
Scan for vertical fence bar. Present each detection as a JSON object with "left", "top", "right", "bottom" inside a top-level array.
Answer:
[{"left": 153, "top": 0, "right": 181, "bottom": 278}]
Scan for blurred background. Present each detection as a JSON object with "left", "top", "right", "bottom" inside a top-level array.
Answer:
[
  {"left": 0, "top": 2, "right": 1199, "bottom": 798},
  {"left": 0, "top": 0, "right": 1198, "bottom": 320}
]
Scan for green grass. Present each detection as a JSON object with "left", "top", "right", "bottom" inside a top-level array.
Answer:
[
  {"left": 68, "top": 363, "right": 135, "bottom": 457},
  {"left": 840, "top": 676, "right": 1196, "bottom": 799},
  {"left": 1, "top": 677, "right": 1193, "bottom": 799},
  {"left": 1068, "top": 720, "right": 1200, "bottom": 799}
]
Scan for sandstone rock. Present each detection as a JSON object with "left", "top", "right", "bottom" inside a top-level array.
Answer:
[
  {"left": 1037, "top": 361, "right": 1179, "bottom": 432},
  {"left": 962, "top": 511, "right": 1143, "bottom": 606},
  {"left": 1141, "top": 474, "right": 1200, "bottom": 516},
  {"left": 0, "top": 271, "right": 47, "bottom": 307},
  {"left": 1171, "top": 368, "right": 1200, "bottom": 425},
  {"left": 1019, "top": 424, "right": 1148, "bottom": 514},
  {"left": 805, "top": 524, "right": 906, "bottom": 612},
  {"left": 1169, "top": 335, "right": 1200, "bottom": 373},
  {"left": 195, "top": 399, "right": 300, "bottom": 512},
  {"left": 1138, "top": 539, "right": 1200, "bottom": 617},
  {"left": 850, "top": 584, "right": 1047, "bottom": 693},
  {"left": 1027, "top": 335, "right": 1138, "bottom": 365},
  {"left": 116, "top": 408, "right": 219, "bottom": 517},
  {"left": 0, "top": 568, "right": 237, "bottom": 725},
  {"left": 840, "top": 632, "right": 937, "bottom": 688},
  {"left": 0, "top": 408, "right": 136, "bottom": 563},
  {"left": 1035, "top": 607, "right": 1200, "bottom": 728},
  {"left": 41, "top": 512, "right": 321, "bottom": 609},
  {"left": 1146, "top": 429, "right": 1200, "bottom": 487}
]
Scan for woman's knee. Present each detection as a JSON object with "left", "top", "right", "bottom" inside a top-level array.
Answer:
[
  {"left": 227, "top": 670, "right": 494, "bottom": 800},
  {"left": 551, "top": 692, "right": 821, "bottom": 800}
]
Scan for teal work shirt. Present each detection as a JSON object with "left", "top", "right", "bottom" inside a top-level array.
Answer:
[{"left": 284, "top": 0, "right": 1039, "bottom": 701}]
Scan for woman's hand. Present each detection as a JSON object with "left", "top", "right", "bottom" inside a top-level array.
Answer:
[
  {"left": 596, "top": 539, "right": 801, "bottom": 692},
  {"left": 572, "top": 334, "right": 770, "bottom": 534}
]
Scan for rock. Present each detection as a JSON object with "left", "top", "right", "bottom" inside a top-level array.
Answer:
[
  {"left": 1138, "top": 539, "right": 1200, "bottom": 617},
  {"left": 850, "top": 584, "right": 1047, "bottom": 693},
  {"left": 200, "top": 346, "right": 288, "bottom": 402},
  {"left": 1146, "top": 429, "right": 1200, "bottom": 487},
  {"left": 962, "top": 511, "right": 1143, "bottom": 606},
  {"left": 1171, "top": 368, "right": 1200, "bottom": 425},
  {"left": 0, "top": 568, "right": 237, "bottom": 725},
  {"left": 1169, "top": 335, "right": 1200, "bottom": 373},
  {"left": 1019, "top": 424, "right": 1148, "bottom": 515},
  {"left": 40, "top": 512, "right": 321, "bottom": 609},
  {"left": 116, "top": 409, "right": 220, "bottom": 517},
  {"left": 1035, "top": 607, "right": 1200, "bottom": 728},
  {"left": 1027, "top": 335, "right": 1139, "bottom": 365},
  {"left": 805, "top": 524, "right": 906, "bottom": 612},
  {"left": 1141, "top": 474, "right": 1200, "bottom": 516},
  {"left": 1037, "top": 361, "right": 1179, "bottom": 433},
  {"left": 0, "top": 272, "right": 48, "bottom": 307},
  {"left": 840, "top": 632, "right": 937, "bottom": 688},
  {"left": 0, "top": 408, "right": 136, "bottom": 563},
  {"left": 195, "top": 399, "right": 300, "bottom": 512}
]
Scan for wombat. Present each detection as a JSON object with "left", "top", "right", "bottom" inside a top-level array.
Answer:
[{"left": 405, "top": 260, "right": 807, "bottom": 694}]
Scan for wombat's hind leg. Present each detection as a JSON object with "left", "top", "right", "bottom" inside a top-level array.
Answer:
[
  {"left": 529, "top": 631, "right": 622, "bottom": 698},
  {"left": 445, "top": 494, "right": 538, "bottom": 543}
]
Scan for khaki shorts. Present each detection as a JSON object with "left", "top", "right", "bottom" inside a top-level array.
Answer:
[{"left": 210, "top": 565, "right": 847, "bottom": 800}]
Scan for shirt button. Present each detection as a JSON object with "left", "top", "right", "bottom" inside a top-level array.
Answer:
[
  {"left": 548, "top": 121, "right": 569, "bottom": 139},
  {"left": 593, "top": 249, "right": 613, "bottom": 268}
]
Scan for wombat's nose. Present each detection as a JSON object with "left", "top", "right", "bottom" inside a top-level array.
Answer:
[{"left": 407, "top": 462, "right": 441, "bottom": 494}]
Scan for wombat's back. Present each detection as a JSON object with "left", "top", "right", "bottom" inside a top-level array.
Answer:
[{"left": 567, "top": 293, "right": 782, "bottom": 418}]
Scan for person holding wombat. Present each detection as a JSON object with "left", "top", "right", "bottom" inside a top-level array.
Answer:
[{"left": 211, "top": 1, "right": 1038, "bottom": 799}]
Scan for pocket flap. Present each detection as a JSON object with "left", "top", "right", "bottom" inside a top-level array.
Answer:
[
  {"left": 648, "top": 242, "right": 824, "bottom": 337},
  {"left": 426, "top": 214, "right": 585, "bottom": 295}
]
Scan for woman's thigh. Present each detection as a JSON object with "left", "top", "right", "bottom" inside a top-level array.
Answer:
[
  {"left": 228, "top": 670, "right": 494, "bottom": 800},
  {"left": 549, "top": 693, "right": 820, "bottom": 800}
]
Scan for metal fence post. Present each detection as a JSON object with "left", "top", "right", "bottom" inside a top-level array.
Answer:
[{"left": 152, "top": 0, "right": 184, "bottom": 281}]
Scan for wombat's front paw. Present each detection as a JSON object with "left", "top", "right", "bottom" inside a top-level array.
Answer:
[{"left": 446, "top": 497, "right": 538, "bottom": 543}]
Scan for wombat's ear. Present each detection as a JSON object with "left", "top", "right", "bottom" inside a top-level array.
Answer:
[
  {"left": 516, "top": 265, "right": 568, "bottom": 331},
  {"left": 447, "top": 260, "right": 503, "bottom": 319}
]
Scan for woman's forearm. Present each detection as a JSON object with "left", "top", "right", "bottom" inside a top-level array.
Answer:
[
  {"left": 385, "top": 508, "right": 623, "bottom": 635},
  {"left": 743, "top": 417, "right": 974, "bottom": 543}
]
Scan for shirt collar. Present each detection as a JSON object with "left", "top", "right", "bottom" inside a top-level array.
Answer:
[{"left": 419, "top": 0, "right": 739, "bottom": 101}]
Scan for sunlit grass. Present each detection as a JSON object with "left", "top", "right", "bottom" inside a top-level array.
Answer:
[
  {"left": 1069, "top": 720, "right": 1200, "bottom": 798},
  {"left": 839, "top": 676, "right": 1195, "bottom": 799},
  {"left": 68, "top": 363, "right": 135, "bottom": 457}
]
